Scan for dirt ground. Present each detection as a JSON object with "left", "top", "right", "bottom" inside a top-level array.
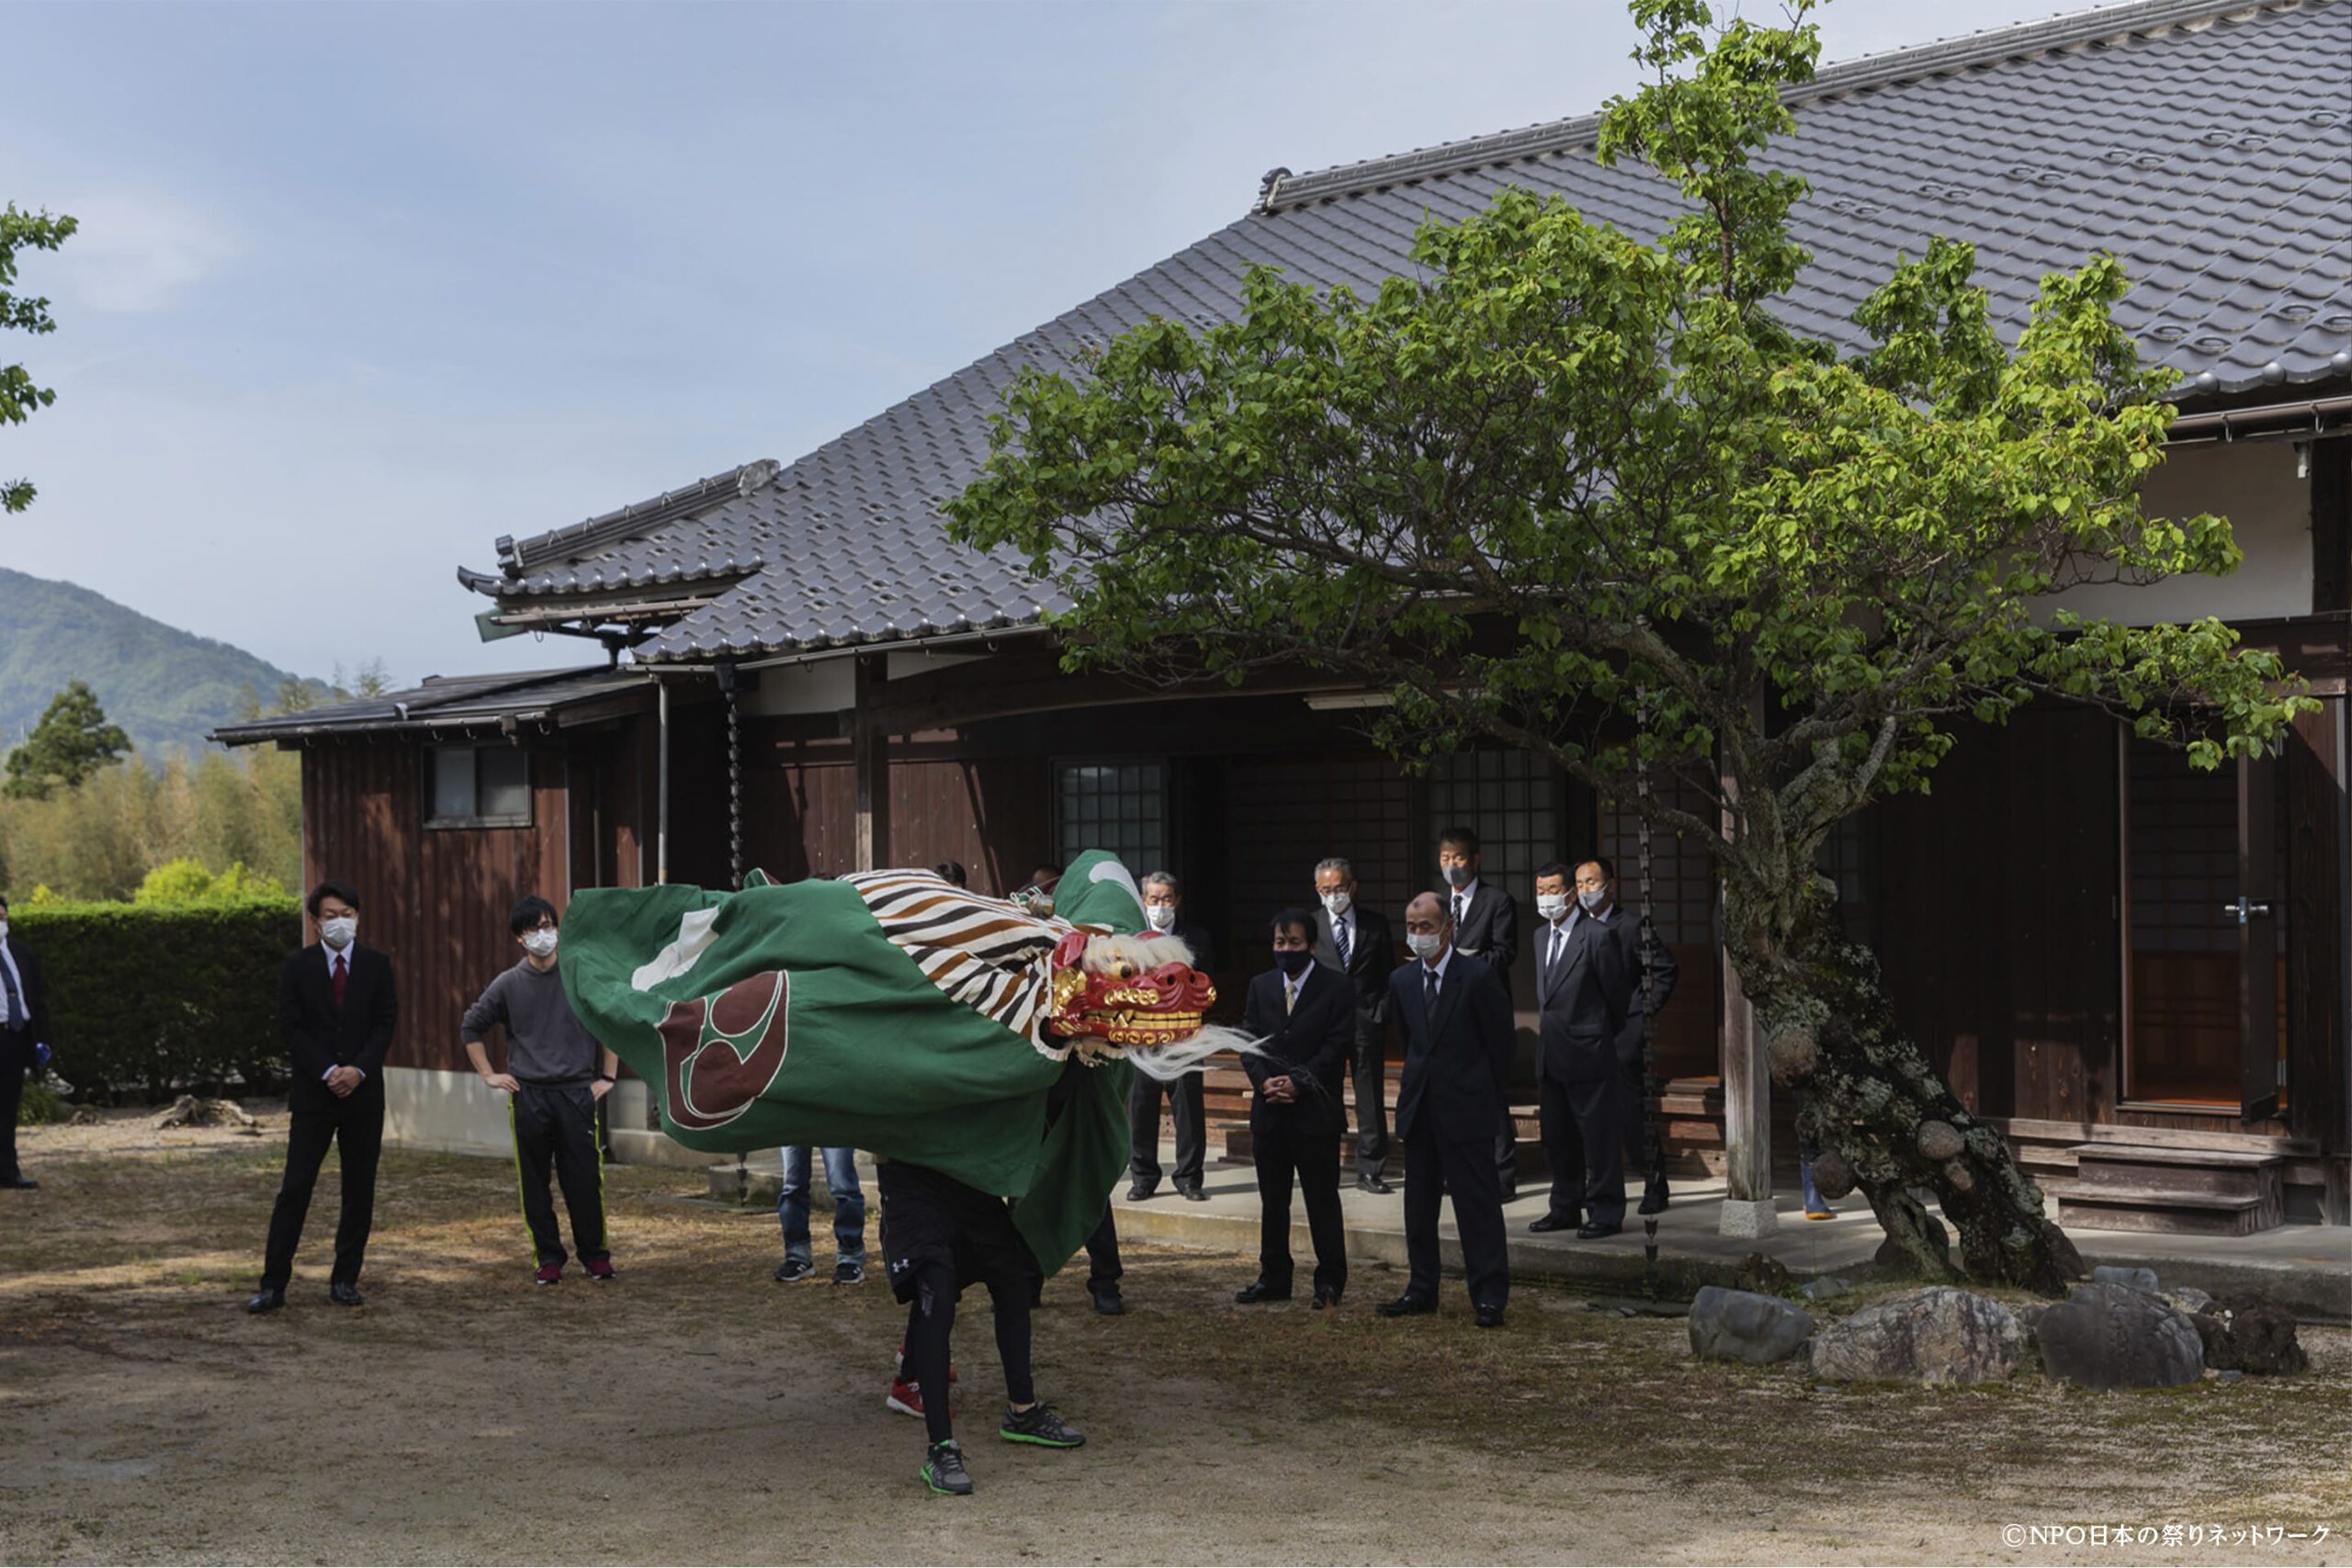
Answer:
[{"left": 3, "top": 1110, "right": 2347, "bottom": 1566}]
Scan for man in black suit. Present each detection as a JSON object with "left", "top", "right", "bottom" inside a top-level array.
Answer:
[
  {"left": 1312, "top": 856, "right": 1396, "bottom": 1194},
  {"left": 1577, "top": 856, "right": 1681, "bottom": 1215},
  {"left": 1439, "top": 825, "right": 1523, "bottom": 1201},
  {"left": 1236, "top": 908, "right": 1353, "bottom": 1309},
  {"left": 1127, "top": 871, "right": 1211, "bottom": 1202},
  {"left": 1379, "top": 892, "right": 1513, "bottom": 1327},
  {"left": 250, "top": 879, "right": 399, "bottom": 1314},
  {"left": 0, "top": 894, "right": 53, "bottom": 1190},
  {"left": 1529, "top": 861, "right": 1634, "bottom": 1237}
]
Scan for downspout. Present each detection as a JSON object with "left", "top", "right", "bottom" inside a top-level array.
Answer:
[{"left": 657, "top": 676, "right": 671, "bottom": 886}]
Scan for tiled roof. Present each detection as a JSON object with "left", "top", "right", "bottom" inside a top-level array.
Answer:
[
  {"left": 461, "top": 0, "right": 2352, "bottom": 663},
  {"left": 209, "top": 667, "right": 653, "bottom": 745}
]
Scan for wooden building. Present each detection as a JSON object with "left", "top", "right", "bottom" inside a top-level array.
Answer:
[{"left": 218, "top": 0, "right": 2351, "bottom": 1225}]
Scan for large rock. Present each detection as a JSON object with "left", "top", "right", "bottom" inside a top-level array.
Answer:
[
  {"left": 2193, "top": 1300, "right": 2309, "bottom": 1377},
  {"left": 1809, "top": 1287, "right": 2023, "bottom": 1385},
  {"left": 2036, "top": 1281, "right": 2204, "bottom": 1391},
  {"left": 2091, "top": 1265, "right": 2158, "bottom": 1293},
  {"left": 1689, "top": 1287, "right": 1815, "bottom": 1365}
]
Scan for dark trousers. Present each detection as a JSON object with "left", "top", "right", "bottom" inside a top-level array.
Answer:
[
  {"left": 510, "top": 1081, "right": 609, "bottom": 1268},
  {"left": 905, "top": 1258, "right": 1035, "bottom": 1446},
  {"left": 1126, "top": 1070, "right": 1205, "bottom": 1191},
  {"left": 1401, "top": 1120, "right": 1509, "bottom": 1311},
  {"left": 1029, "top": 1204, "right": 1122, "bottom": 1297},
  {"left": 1250, "top": 1100, "right": 1347, "bottom": 1295},
  {"left": 1539, "top": 1065, "right": 1628, "bottom": 1226},
  {"left": 1347, "top": 1010, "right": 1390, "bottom": 1180},
  {"left": 260, "top": 1077, "right": 384, "bottom": 1290},
  {"left": 0, "top": 1058, "right": 23, "bottom": 1182},
  {"left": 1495, "top": 1111, "right": 1520, "bottom": 1197}
]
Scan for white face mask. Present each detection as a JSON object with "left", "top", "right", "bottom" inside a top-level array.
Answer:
[
  {"left": 0, "top": 919, "right": 10, "bottom": 943},
  {"left": 522, "top": 929, "right": 559, "bottom": 958},
  {"left": 1577, "top": 886, "right": 1609, "bottom": 914},
  {"left": 1536, "top": 894, "right": 1570, "bottom": 922},
  {"left": 1319, "top": 890, "right": 1352, "bottom": 917},
  {"left": 1144, "top": 904, "right": 1177, "bottom": 932},
  {"left": 1406, "top": 931, "right": 1444, "bottom": 962},
  {"left": 321, "top": 916, "right": 357, "bottom": 950}
]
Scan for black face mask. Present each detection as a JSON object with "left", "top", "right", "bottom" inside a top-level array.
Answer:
[{"left": 1273, "top": 948, "right": 1313, "bottom": 977}]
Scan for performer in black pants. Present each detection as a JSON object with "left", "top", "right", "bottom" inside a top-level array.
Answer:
[
  {"left": 251, "top": 879, "right": 398, "bottom": 1314},
  {"left": 462, "top": 895, "right": 623, "bottom": 1284},
  {"left": 879, "top": 1157, "right": 1086, "bottom": 1497}
]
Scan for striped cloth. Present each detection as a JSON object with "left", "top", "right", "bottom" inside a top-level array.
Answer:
[{"left": 842, "top": 870, "right": 1077, "bottom": 1054}]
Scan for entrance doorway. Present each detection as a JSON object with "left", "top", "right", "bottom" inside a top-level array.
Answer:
[{"left": 2121, "top": 734, "right": 2289, "bottom": 1117}]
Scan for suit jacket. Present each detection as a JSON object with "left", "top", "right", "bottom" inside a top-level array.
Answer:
[
  {"left": 1587, "top": 904, "right": 1680, "bottom": 1068},
  {"left": 277, "top": 942, "right": 398, "bottom": 1089},
  {"left": 1448, "top": 881, "right": 1519, "bottom": 985},
  {"left": 1532, "top": 915, "right": 1627, "bottom": 1084},
  {"left": 0, "top": 933, "right": 51, "bottom": 1072},
  {"left": 1388, "top": 955, "right": 1513, "bottom": 1144},
  {"left": 1312, "top": 906, "right": 1396, "bottom": 1022},
  {"left": 1238, "top": 962, "right": 1353, "bottom": 1115}
]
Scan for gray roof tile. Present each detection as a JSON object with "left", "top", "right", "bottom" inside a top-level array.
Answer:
[{"left": 463, "top": 0, "right": 2351, "bottom": 663}]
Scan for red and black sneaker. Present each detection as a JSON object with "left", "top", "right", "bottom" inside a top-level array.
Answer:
[
  {"left": 585, "top": 1258, "right": 616, "bottom": 1282},
  {"left": 887, "top": 1375, "right": 926, "bottom": 1418},
  {"left": 533, "top": 1262, "right": 563, "bottom": 1287}
]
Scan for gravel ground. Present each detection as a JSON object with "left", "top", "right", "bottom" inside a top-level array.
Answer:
[{"left": 1, "top": 1111, "right": 2346, "bottom": 1564}]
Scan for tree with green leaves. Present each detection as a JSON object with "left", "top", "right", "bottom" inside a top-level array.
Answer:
[
  {"left": 948, "top": 0, "right": 2316, "bottom": 1292},
  {"left": 6, "top": 679, "right": 131, "bottom": 801},
  {"left": 2, "top": 201, "right": 77, "bottom": 515}
]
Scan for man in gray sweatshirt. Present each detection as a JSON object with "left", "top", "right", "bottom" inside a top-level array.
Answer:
[{"left": 463, "top": 896, "right": 622, "bottom": 1284}]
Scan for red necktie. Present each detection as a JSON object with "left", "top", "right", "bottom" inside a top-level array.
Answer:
[{"left": 333, "top": 953, "right": 349, "bottom": 1010}]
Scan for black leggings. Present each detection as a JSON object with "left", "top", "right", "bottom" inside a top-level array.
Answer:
[{"left": 902, "top": 1258, "right": 1035, "bottom": 1445}]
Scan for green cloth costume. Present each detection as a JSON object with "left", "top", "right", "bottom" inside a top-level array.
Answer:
[{"left": 559, "top": 850, "right": 1143, "bottom": 1273}]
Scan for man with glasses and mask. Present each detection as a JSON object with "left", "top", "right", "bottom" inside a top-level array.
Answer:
[
  {"left": 250, "top": 879, "right": 398, "bottom": 1314},
  {"left": 1379, "top": 892, "right": 1513, "bottom": 1327},
  {"left": 463, "top": 895, "right": 623, "bottom": 1285},
  {"left": 1311, "top": 857, "right": 1397, "bottom": 1193},
  {"left": 1126, "top": 871, "right": 1212, "bottom": 1201}
]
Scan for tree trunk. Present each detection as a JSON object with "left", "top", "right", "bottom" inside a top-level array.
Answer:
[{"left": 1728, "top": 891, "right": 2084, "bottom": 1296}]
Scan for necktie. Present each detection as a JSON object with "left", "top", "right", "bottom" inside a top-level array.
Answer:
[
  {"left": 1334, "top": 919, "right": 1351, "bottom": 968},
  {"left": 1453, "top": 891, "right": 1466, "bottom": 930},
  {"left": 1551, "top": 924, "right": 1566, "bottom": 974},
  {"left": 1284, "top": 978, "right": 1297, "bottom": 1015},
  {"left": 1423, "top": 965, "right": 1439, "bottom": 1010},
  {"left": 0, "top": 957, "right": 22, "bottom": 1032},
  {"left": 333, "top": 953, "right": 349, "bottom": 1010}
]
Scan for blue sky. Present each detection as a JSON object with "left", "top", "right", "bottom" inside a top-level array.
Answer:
[{"left": 8, "top": 0, "right": 2057, "bottom": 686}]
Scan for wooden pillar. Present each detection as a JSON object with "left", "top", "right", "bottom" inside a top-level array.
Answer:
[
  {"left": 1717, "top": 733, "right": 1776, "bottom": 1237},
  {"left": 854, "top": 655, "right": 891, "bottom": 873}
]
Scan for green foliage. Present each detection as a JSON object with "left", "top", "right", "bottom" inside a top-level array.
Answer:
[
  {"left": 13, "top": 896, "right": 300, "bottom": 1100},
  {"left": 133, "top": 856, "right": 288, "bottom": 905},
  {"left": 946, "top": 0, "right": 2315, "bottom": 940},
  {"left": 1, "top": 200, "right": 75, "bottom": 515},
  {"left": 5, "top": 679, "right": 130, "bottom": 800},
  {"left": 17, "top": 1075, "right": 62, "bottom": 1125},
  {"left": 0, "top": 567, "right": 332, "bottom": 759},
  {"left": 0, "top": 744, "right": 302, "bottom": 902}
]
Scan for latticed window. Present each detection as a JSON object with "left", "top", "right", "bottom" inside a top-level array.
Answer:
[
  {"left": 1426, "top": 748, "right": 1559, "bottom": 897},
  {"left": 1225, "top": 758, "right": 1411, "bottom": 936},
  {"left": 1054, "top": 761, "right": 1166, "bottom": 876}
]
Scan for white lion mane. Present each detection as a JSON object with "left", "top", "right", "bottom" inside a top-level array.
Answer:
[{"left": 1069, "top": 930, "right": 1262, "bottom": 1078}]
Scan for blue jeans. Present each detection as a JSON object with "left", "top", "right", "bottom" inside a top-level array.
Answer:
[{"left": 779, "top": 1146, "right": 866, "bottom": 1265}]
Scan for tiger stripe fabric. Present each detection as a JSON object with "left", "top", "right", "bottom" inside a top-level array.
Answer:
[{"left": 842, "top": 870, "right": 1075, "bottom": 1054}]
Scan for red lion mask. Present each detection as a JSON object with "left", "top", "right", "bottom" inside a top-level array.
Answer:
[{"left": 1044, "top": 930, "right": 1216, "bottom": 1047}]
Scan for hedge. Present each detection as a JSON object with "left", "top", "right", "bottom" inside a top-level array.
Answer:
[{"left": 14, "top": 897, "right": 303, "bottom": 1101}]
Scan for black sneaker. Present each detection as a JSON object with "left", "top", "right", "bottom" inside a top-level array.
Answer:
[
  {"left": 921, "top": 1439, "right": 974, "bottom": 1495},
  {"left": 999, "top": 1403, "right": 1085, "bottom": 1448},
  {"left": 832, "top": 1259, "right": 866, "bottom": 1285},
  {"left": 773, "top": 1258, "right": 817, "bottom": 1283}
]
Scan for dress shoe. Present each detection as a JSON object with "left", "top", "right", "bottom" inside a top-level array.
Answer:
[
  {"left": 1234, "top": 1280, "right": 1293, "bottom": 1304},
  {"left": 1637, "top": 1180, "right": 1670, "bottom": 1216},
  {"left": 1354, "top": 1175, "right": 1393, "bottom": 1194},
  {"left": 1499, "top": 1186, "right": 1519, "bottom": 1205},
  {"left": 0, "top": 1176, "right": 37, "bottom": 1190},
  {"left": 328, "top": 1281, "right": 365, "bottom": 1307},
  {"left": 1091, "top": 1286, "right": 1125, "bottom": 1316},
  {"left": 1527, "top": 1213, "right": 1580, "bottom": 1234},
  {"left": 246, "top": 1288, "right": 286, "bottom": 1314},
  {"left": 1177, "top": 1184, "right": 1208, "bottom": 1202},
  {"left": 1475, "top": 1303, "right": 1506, "bottom": 1329},
  {"left": 1576, "top": 1221, "right": 1623, "bottom": 1240},
  {"left": 1126, "top": 1181, "right": 1157, "bottom": 1201},
  {"left": 1375, "top": 1295, "right": 1435, "bottom": 1318},
  {"left": 1311, "top": 1284, "right": 1342, "bottom": 1311}
]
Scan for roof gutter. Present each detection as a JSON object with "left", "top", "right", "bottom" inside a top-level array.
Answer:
[
  {"left": 2165, "top": 394, "right": 2352, "bottom": 447},
  {"left": 651, "top": 621, "right": 1057, "bottom": 675}
]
